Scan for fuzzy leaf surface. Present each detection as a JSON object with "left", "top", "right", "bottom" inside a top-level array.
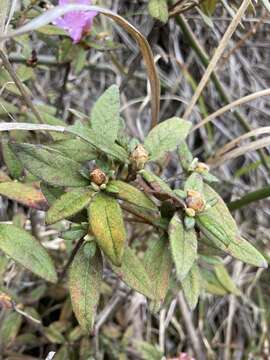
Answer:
[
  {"left": 0, "top": 182, "right": 48, "bottom": 210},
  {"left": 144, "top": 117, "right": 191, "bottom": 160},
  {"left": 46, "top": 188, "right": 94, "bottom": 224},
  {"left": 106, "top": 180, "right": 158, "bottom": 212},
  {"left": 111, "top": 247, "right": 155, "bottom": 299},
  {"left": 69, "top": 242, "right": 102, "bottom": 333},
  {"left": 90, "top": 85, "right": 120, "bottom": 144},
  {"left": 181, "top": 262, "right": 200, "bottom": 310},
  {"left": 11, "top": 143, "right": 88, "bottom": 187},
  {"left": 169, "top": 213, "right": 197, "bottom": 281},
  {"left": 89, "top": 193, "right": 126, "bottom": 266},
  {"left": 0, "top": 224, "right": 57, "bottom": 283}
]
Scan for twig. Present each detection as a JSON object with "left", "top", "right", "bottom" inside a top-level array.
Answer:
[
  {"left": 183, "top": 0, "right": 251, "bottom": 120},
  {"left": 60, "top": 237, "right": 84, "bottom": 279},
  {"left": 178, "top": 292, "right": 206, "bottom": 360}
]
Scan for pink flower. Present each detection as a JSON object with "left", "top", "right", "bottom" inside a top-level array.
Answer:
[{"left": 53, "top": 0, "right": 97, "bottom": 43}]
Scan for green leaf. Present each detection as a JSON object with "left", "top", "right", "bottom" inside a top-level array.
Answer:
[
  {"left": 69, "top": 242, "right": 102, "bottom": 333},
  {"left": 139, "top": 169, "right": 175, "bottom": 198},
  {"left": 1, "top": 140, "right": 23, "bottom": 179},
  {"left": 143, "top": 238, "right": 173, "bottom": 310},
  {"left": 0, "top": 312, "right": 22, "bottom": 346},
  {"left": 197, "top": 184, "right": 267, "bottom": 268},
  {"left": 89, "top": 193, "right": 126, "bottom": 266},
  {"left": 148, "top": 0, "right": 169, "bottom": 23},
  {"left": 178, "top": 141, "right": 193, "bottom": 171},
  {"left": 184, "top": 172, "right": 203, "bottom": 193},
  {"left": 46, "top": 188, "right": 94, "bottom": 224},
  {"left": 144, "top": 117, "right": 191, "bottom": 160},
  {"left": 134, "top": 341, "right": 164, "bottom": 360},
  {"left": 51, "top": 139, "right": 97, "bottom": 163},
  {"left": 111, "top": 247, "right": 155, "bottom": 299},
  {"left": 169, "top": 213, "right": 197, "bottom": 281},
  {"left": 106, "top": 180, "right": 158, "bottom": 212},
  {"left": 0, "top": 182, "right": 49, "bottom": 210},
  {"left": 90, "top": 85, "right": 120, "bottom": 144},
  {"left": 11, "top": 143, "right": 88, "bottom": 187},
  {"left": 214, "top": 264, "right": 240, "bottom": 295},
  {"left": 68, "top": 122, "right": 128, "bottom": 163},
  {"left": 201, "top": 269, "right": 228, "bottom": 296},
  {"left": 37, "top": 24, "right": 67, "bottom": 35},
  {"left": 0, "top": 224, "right": 57, "bottom": 283},
  {"left": 181, "top": 262, "right": 200, "bottom": 310},
  {"left": 40, "top": 183, "right": 64, "bottom": 206}
]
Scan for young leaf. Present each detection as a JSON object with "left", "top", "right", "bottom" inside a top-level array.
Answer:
[
  {"left": 143, "top": 238, "right": 173, "bottom": 309},
  {"left": 90, "top": 85, "right": 120, "bottom": 144},
  {"left": 201, "top": 269, "right": 228, "bottom": 296},
  {"left": 106, "top": 180, "right": 158, "bottom": 212},
  {"left": 214, "top": 264, "right": 240, "bottom": 295},
  {"left": 139, "top": 169, "right": 175, "bottom": 198},
  {"left": 46, "top": 188, "right": 94, "bottom": 224},
  {"left": 181, "top": 262, "right": 200, "bottom": 310},
  {"left": 169, "top": 213, "right": 197, "bottom": 281},
  {"left": 0, "top": 224, "right": 57, "bottom": 283},
  {"left": 144, "top": 117, "right": 191, "bottom": 160},
  {"left": 89, "top": 193, "right": 126, "bottom": 266},
  {"left": 10, "top": 143, "right": 88, "bottom": 187},
  {"left": 111, "top": 247, "right": 155, "bottom": 299},
  {"left": 68, "top": 122, "right": 128, "bottom": 163},
  {"left": 148, "top": 0, "right": 169, "bottom": 23},
  {"left": 51, "top": 139, "right": 96, "bottom": 163},
  {"left": 178, "top": 140, "right": 193, "bottom": 171},
  {"left": 184, "top": 172, "right": 203, "bottom": 193},
  {"left": 0, "top": 182, "right": 48, "bottom": 210},
  {"left": 69, "top": 242, "right": 102, "bottom": 333}
]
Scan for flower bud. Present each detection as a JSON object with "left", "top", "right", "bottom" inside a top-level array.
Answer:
[
  {"left": 185, "top": 207, "right": 196, "bottom": 217},
  {"left": 186, "top": 189, "right": 206, "bottom": 213},
  {"left": 130, "top": 144, "right": 149, "bottom": 170},
  {"left": 90, "top": 168, "right": 107, "bottom": 186},
  {"left": 195, "top": 162, "right": 210, "bottom": 174}
]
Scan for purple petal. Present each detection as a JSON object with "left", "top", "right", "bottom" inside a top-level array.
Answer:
[
  {"left": 53, "top": 0, "right": 98, "bottom": 42},
  {"left": 69, "top": 27, "right": 84, "bottom": 43}
]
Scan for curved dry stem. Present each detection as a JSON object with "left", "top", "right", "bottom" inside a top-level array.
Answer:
[{"left": 0, "top": 4, "right": 160, "bottom": 128}]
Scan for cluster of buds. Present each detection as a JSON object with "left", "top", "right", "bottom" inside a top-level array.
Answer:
[
  {"left": 90, "top": 168, "right": 108, "bottom": 191},
  {"left": 130, "top": 144, "right": 149, "bottom": 170},
  {"left": 184, "top": 189, "right": 206, "bottom": 217}
]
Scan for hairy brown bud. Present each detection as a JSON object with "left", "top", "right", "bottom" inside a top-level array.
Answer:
[
  {"left": 90, "top": 168, "right": 107, "bottom": 186},
  {"left": 130, "top": 144, "right": 148, "bottom": 170},
  {"left": 186, "top": 189, "right": 205, "bottom": 213}
]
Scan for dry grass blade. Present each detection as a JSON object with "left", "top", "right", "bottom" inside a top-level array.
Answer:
[
  {"left": 191, "top": 88, "right": 270, "bottom": 133},
  {"left": 183, "top": 0, "right": 251, "bottom": 120},
  {"left": 216, "top": 126, "right": 270, "bottom": 157},
  {"left": 208, "top": 136, "right": 270, "bottom": 168},
  {"left": 0, "top": 0, "right": 9, "bottom": 49},
  {"left": 0, "top": 4, "right": 160, "bottom": 128}
]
